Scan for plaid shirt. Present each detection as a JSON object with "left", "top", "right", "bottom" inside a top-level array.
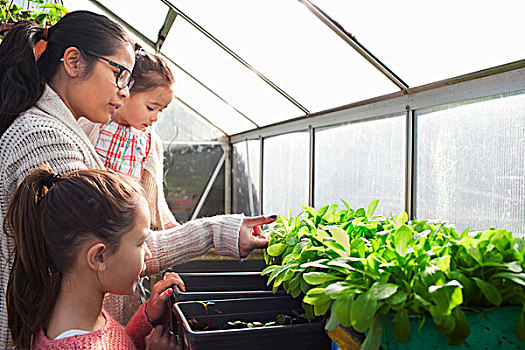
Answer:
[{"left": 95, "top": 121, "right": 151, "bottom": 180}]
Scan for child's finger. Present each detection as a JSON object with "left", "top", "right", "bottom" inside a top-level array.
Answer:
[
  {"left": 145, "top": 326, "right": 163, "bottom": 350},
  {"left": 150, "top": 273, "right": 185, "bottom": 295},
  {"left": 151, "top": 288, "right": 173, "bottom": 306},
  {"left": 150, "top": 279, "right": 175, "bottom": 300},
  {"left": 163, "top": 272, "right": 186, "bottom": 292},
  {"left": 145, "top": 329, "right": 153, "bottom": 350}
]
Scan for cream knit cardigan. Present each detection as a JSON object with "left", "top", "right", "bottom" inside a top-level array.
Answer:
[{"left": 0, "top": 85, "right": 243, "bottom": 349}]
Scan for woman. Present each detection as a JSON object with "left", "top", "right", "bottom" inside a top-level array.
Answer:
[{"left": 0, "top": 11, "right": 274, "bottom": 349}]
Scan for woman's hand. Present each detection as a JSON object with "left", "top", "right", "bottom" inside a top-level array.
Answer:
[
  {"left": 145, "top": 325, "right": 181, "bottom": 350},
  {"left": 145, "top": 272, "right": 185, "bottom": 324},
  {"left": 238, "top": 215, "right": 277, "bottom": 258}
]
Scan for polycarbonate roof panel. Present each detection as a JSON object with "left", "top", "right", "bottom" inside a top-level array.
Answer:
[
  {"left": 314, "top": 0, "right": 525, "bottom": 87},
  {"left": 62, "top": 0, "right": 159, "bottom": 50},
  {"left": 161, "top": 18, "right": 304, "bottom": 127},
  {"left": 90, "top": 0, "right": 169, "bottom": 43},
  {"left": 62, "top": 0, "right": 108, "bottom": 17},
  {"left": 173, "top": 65, "right": 257, "bottom": 135},
  {"left": 164, "top": 0, "right": 398, "bottom": 116},
  {"left": 154, "top": 99, "right": 223, "bottom": 142}
]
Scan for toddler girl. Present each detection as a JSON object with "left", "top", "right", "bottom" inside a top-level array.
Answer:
[
  {"left": 5, "top": 168, "right": 184, "bottom": 349},
  {"left": 80, "top": 47, "right": 178, "bottom": 231}
]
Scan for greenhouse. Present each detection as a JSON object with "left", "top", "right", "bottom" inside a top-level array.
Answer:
[{"left": 1, "top": 0, "right": 524, "bottom": 349}]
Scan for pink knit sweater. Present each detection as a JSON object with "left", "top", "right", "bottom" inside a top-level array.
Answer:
[{"left": 32, "top": 304, "right": 152, "bottom": 350}]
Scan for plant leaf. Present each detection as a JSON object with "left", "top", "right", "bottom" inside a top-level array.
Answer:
[
  {"left": 267, "top": 243, "right": 287, "bottom": 256},
  {"left": 351, "top": 292, "right": 377, "bottom": 332},
  {"left": 430, "top": 306, "right": 456, "bottom": 334},
  {"left": 331, "top": 227, "right": 350, "bottom": 253},
  {"left": 473, "top": 277, "right": 502, "bottom": 306},
  {"left": 324, "top": 281, "right": 355, "bottom": 296},
  {"left": 361, "top": 314, "right": 382, "bottom": 350},
  {"left": 303, "top": 272, "right": 342, "bottom": 285},
  {"left": 325, "top": 308, "right": 340, "bottom": 331},
  {"left": 367, "top": 199, "right": 379, "bottom": 219},
  {"left": 336, "top": 294, "right": 353, "bottom": 327},
  {"left": 369, "top": 282, "right": 399, "bottom": 300},
  {"left": 300, "top": 258, "right": 330, "bottom": 269},
  {"left": 302, "top": 206, "right": 318, "bottom": 218},
  {"left": 303, "top": 287, "right": 329, "bottom": 305},
  {"left": 394, "top": 212, "right": 409, "bottom": 228},
  {"left": 446, "top": 307, "right": 470, "bottom": 346},
  {"left": 428, "top": 280, "right": 463, "bottom": 315},
  {"left": 395, "top": 225, "right": 413, "bottom": 257},
  {"left": 392, "top": 308, "right": 411, "bottom": 343},
  {"left": 492, "top": 272, "right": 525, "bottom": 287}
]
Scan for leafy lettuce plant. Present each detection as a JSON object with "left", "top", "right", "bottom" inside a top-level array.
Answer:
[{"left": 262, "top": 200, "right": 525, "bottom": 350}]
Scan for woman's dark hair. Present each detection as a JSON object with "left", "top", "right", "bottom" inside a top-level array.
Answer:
[
  {"left": 131, "top": 44, "right": 174, "bottom": 94},
  {"left": 0, "top": 11, "right": 133, "bottom": 137},
  {"left": 5, "top": 167, "right": 144, "bottom": 349}
]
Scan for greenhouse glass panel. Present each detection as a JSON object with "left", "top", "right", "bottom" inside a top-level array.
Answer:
[
  {"left": 154, "top": 99, "right": 223, "bottom": 142},
  {"left": 263, "top": 132, "right": 309, "bottom": 216},
  {"left": 90, "top": 0, "right": 169, "bottom": 42},
  {"left": 161, "top": 18, "right": 303, "bottom": 128},
  {"left": 172, "top": 66, "right": 255, "bottom": 135},
  {"left": 61, "top": 0, "right": 156, "bottom": 49},
  {"left": 61, "top": 0, "right": 107, "bottom": 16},
  {"left": 232, "top": 140, "right": 261, "bottom": 216},
  {"left": 416, "top": 92, "right": 525, "bottom": 236},
  {"left": 163, "top": 144, "right": 224, "bottom": 223},
  {"left": 197, "top": 163, "right": 225, "bottom": 219},
  {"left": 314, "top": 0, "right": 525, "bottom": 87},
  {"left": 166, "top": 0, "right": 397, "bottom": 115},
  {"left": 315, "top": 116, "right": 405, "bottom": 216}
]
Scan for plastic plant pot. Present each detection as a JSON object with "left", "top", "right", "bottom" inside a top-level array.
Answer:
[
  {"left": 173, "top": 295, "right": 332, "bottom": 350},
  {"left": 168, "top": 272, "right": 284, "bottom": 334}
]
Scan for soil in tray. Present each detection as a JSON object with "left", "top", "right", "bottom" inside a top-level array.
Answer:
[
  {"left": 188, "top": 318, "right": 219, "bottom": 331},
  {"left": 188, "top": 313, "right": 312, "bottom": 332}
]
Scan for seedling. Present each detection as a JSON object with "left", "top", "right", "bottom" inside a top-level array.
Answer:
[
  {"left": 226, "top": 320, "right": 276, "bottom": 329},
  {"left": 195, "top": 301, "right": 214, "bottom": 328}
]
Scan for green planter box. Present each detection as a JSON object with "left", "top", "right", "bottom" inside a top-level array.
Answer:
[{"left": 381, "top": 306, "right": 524, "bottom": 349}]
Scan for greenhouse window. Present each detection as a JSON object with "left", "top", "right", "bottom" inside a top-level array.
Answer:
[{"left": 415, "top": 91, "right": 525, "bottom": 235}]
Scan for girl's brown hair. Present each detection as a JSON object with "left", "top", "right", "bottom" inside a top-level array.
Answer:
[
  {"left": 4, "top": 167, "right": 145, "bottom": 349},
  {"left": 131, "top": 45, "right": 175, "bottom": 94}
]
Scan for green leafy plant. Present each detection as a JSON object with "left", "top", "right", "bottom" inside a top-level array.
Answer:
[
  {"left": 262, "top": 200, "right": 525, "bottom": 349},
  {"left": 1, "top": 0, "right": 67, "bottom": 39}
]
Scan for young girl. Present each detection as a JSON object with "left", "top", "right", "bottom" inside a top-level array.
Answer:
[
  {"left": 5, "top": 168, "right": 183, "bottom": 349},
  {"left": 80, "top": 47, "right": 178, "bottom": 231}
]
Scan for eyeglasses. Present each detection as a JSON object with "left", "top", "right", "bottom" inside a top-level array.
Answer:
[{"left": 84, "top": 50, "right": 135, "bottom": 90}]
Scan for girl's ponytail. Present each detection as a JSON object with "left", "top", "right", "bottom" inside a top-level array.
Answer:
[
  {"left": 5, "top": 168, "right": 62, "bottom": 350},
  {"left": 0, "top": 22, "right": 46, "bottom": 137}
]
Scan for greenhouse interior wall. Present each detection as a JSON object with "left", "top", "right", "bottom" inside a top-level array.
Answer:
[
  {"left": 229, "top": 65, "right": 525, "bottom": 237},
  {"left": 162, "top": 63, "right": 525, "bottom": 238}
]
